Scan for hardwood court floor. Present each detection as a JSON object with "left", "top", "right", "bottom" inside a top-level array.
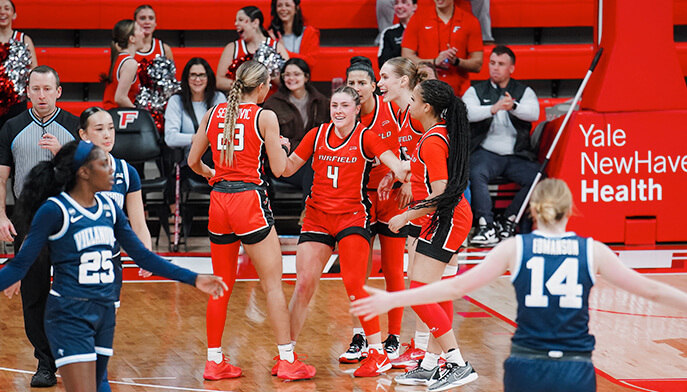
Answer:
[{"left": 1, "top": 272, "right": 686, "bottom": 391}]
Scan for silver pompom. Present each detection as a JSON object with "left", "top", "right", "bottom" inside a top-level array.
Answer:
[
  {"left": 135, "top": 56, "right": 181, "bottom": 113},
  {"left": 254, "top": 43, "right": 285, "bottom": 78},
  {"left": 5, "top": 39, "right": 31, "bottom": 100}
]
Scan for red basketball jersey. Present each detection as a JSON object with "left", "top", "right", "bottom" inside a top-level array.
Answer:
[
  {"left": 135, "top": 38, "right": 167, "bottom": 62},
  {"left": 410, "top": 124, "right": 449, "bottom": 201},
  {"left": 205, "top": 102, "right": 267, "bottom": 186},
  {"left": 361, "top": 95, "right": 401, "bottom": 189},
  {"left": 103, "top": 53, "right": 139, "bottom": 110},
  {"left": 304, "top": 122, "right": 376, "bottom": 215},
  {"left": 398, "top": 105, "right": 424, "bottom": 161}
]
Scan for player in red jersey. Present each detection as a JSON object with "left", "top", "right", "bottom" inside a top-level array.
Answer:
[
  {"left": 284, "top": 86, "right": 409, "bottom": 377},
  {"left": 103, "top": 20, "right": 145, "bottom": 109},
  {"left": 188, "top": 60, "right": 315, "bottom": 382},
  {"left": 339, "top": 56, "right": 409, "bottom": 362},
  {"left": 133, "top": 5, "right": 174, "bottom": 62},
  {"left": 216, "top": 6, "right": 289, "bottom": 92},
  {"left": 378, "top": 79, "right": 477, "bottom": 389}
]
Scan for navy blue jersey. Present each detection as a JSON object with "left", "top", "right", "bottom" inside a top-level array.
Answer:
[
  {"left": 0, "top": 192, "right": 197, "bottom": 301},
  {"left": 98, "top": 154, "right": 141, "bottom": 209},
  {"left": 511, "top": 231, "right": 596, "bottom": 352}
]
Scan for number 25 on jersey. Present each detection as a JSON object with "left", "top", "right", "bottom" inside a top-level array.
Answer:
[{"left": 217, "top": 124, "right": 245, "bottom": 151}]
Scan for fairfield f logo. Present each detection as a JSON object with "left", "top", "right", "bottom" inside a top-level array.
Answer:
[{"left": 118, "top": 111, "right": 139, "bottom": 128}]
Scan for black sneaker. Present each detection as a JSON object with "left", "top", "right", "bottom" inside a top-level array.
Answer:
[
  {"left": 339, "top": 333, "right": 367, "bottom": 363},
  {"left": 428, "top": 362, "right": 478, "bottom": 391},
  {"left": 496, "top": 216, "right": 517, "bottom": 239},
  {"left": 383, "top": 334, "right": 400, "bottom": 360},
  {"left": 470, "top": 225, "right": 499, "bottom": 246},
  {"left": 30, "top": 368, "right": 57, "bottom": 387}
]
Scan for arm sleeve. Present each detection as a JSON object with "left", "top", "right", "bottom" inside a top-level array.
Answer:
[
  {"left": 164, "top": 95, "right": 193, "bottom": 148},
  {"left": 511, "top": 87, "right": 540, "bottom": 122},
  {"left": 0, "top": 123, "right": 13, "bottom": 167},
  {"left": 293, "top": 127, "right": 317, "bottom": 161},
  {"left": 113, "top": 206, "right": 197, "bottom": 286},
  {"left": 362, "top": 129, "right": 391, "bottom": 158},
  {"left": 377, "top": 27, "right": 394, "bottom": 68},
  {"left": 125, "top": 162, "right": 142, "bottom": 193},
  {"left": 466, "top": 14, "right": 484, "bottom": 54},
  {"left": 419, "top": 137, "right": 449, "bottom": 183},
  {"left": 462, "top": 86, "right": 493, "bottom": 123},
  {"left": 0, "top": 202, "right": 61, "bottom": 291}
]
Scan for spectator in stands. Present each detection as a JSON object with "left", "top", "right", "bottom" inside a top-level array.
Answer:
[
  {"left": 470, "top": 0, "right": 494, "bottom": 44},
  {"left": 401, "top": 0, "right": 483, "bottom": 96},
  {"left": 0, "top": 0, "right": 38, "bottom": 129},
  {"left": 463, "top": 45, "right": 539, "bottom": 246},
  {"left": 216, "top": 6, "right": 289, "bottom": 91},
  {"left": 378, "top": 0, "right": 417, "bottom": 68},
  {"left": 164, "top": 57, "right": 226, "bottom": 208},
  {"left": 103, "top": 19, "right": 146, "bottom": 109},
  {"left": 134, "top": 5, "right": 174, "bottom": 62},
  {"left": 376, "top": 0, "right": 394, "bottom": 45},
  {"left": 0, "top": 65, "right": 80, "bottom": 388},
  {"left": 263, "top": 58, "right": 329, "bottom": 207},
  {"left": 268, "top": 0, "right": 320, "bottom": 68}
]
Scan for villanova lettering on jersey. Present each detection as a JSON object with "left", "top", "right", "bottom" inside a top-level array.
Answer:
[{"left": 73, "top": 226, "right": 116, "bottom": 251}]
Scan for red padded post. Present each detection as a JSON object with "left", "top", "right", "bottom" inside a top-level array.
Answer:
[{"left": 582, "top": 0, "right": 687, "bottom": 112}]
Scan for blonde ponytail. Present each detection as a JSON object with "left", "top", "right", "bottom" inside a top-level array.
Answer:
[
  {"left": 219, "top": 60, "right": 269, "bottom": 166},
  {"left": 529, "top": 178, "right": 573, "bottom": 225}
]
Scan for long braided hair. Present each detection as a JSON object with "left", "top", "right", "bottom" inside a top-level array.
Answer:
[
  {"left": 411, "top": 79, "right": 470, "bottom": 235},
  {"left": 220, "top": 60, "right": 269, "bottom": 166}
]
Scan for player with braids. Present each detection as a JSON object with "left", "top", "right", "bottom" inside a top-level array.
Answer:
[
  {"left": 188, "top": 60, "right": 316, "bottom": 381},
  {"left": 0, "top": 140, "right": 227, "bottom": 392},
  {"left": 354, "top": 178, "right": 687, "bottom": 392},
  {"left": 379, "top": 79, "right": 476, "bottom": 390}
]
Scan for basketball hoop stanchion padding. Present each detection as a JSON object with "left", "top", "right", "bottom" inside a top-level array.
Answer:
[
  {"left": 538, "top": 0, "right": 687, "bottom": 244},
  {"left": 510, "top": 49, "right": 604, "bottom": 233}
]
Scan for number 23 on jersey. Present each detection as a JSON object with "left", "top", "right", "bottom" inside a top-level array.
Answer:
[{"left": 217, "top": 123, "right": 245, "bottom": 151}]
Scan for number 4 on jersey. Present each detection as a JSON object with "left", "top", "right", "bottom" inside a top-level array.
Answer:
[
  {"left": 525, "top": 257, "right": 583, "bottom": 309},
  {"left": 327, "top": 165, "right": 339, "bottom": 188}
]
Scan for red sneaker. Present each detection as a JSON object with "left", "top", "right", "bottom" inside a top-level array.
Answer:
[
  {"left": 353, "top": 348, "right": 391, "bottom": 377},
  {"left": 277, "top": 359, "right": 317, "bottom": 380},
  {"left": 203, "top": 355, "right": 242, "bottom": 380},
  {"left": 391, "top": 339, "right": 426, "bottom": 369},
  {"left": 271, "top": 353, "right": 301, "bottom": 376}
]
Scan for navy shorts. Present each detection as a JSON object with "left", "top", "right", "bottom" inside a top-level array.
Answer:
[
  {"left": 45, "top": 292, "right": 116, "bottom": 368},
  {"left": 503, "top": 355, "right": 596, "bottom": 392}
]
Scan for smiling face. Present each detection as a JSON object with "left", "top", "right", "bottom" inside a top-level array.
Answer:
[
  {"left": 330, "top": 92, "right": 360, "bottom": 130},
  {"left": 79, "top": 111, "right": 116, "bottom": 153},
  {"left": 235, "top": 10, "right": 259, "bottom": 40},
  {"left": 346, "top": 70, "right": 375, "bottom": 106},
  {"left": 83, "top": 147, "right": 115, "bottom": 192},
  {"left": 394, "top": 0, "right": 416, "bottom": 21},
  {"left": 275, "top": 0, "right": 297, "bottom": 24},
  {"left": 135, "top": 7, "right": 157, "bottom": 36},
  {"left": 188, "top": 64, "right": 209, "bottom": 97},
  {"left": 377, "top": 63, "right": 405, "bottom": 103},
  {"left": 0, "top": 0, "right": 16, "bottom": 29},
  {"left": 27, "top": 71, "right": 62, "bottom": 118},
  {"left": 282, "top": 64, "right": 307, "bottom": 93}
]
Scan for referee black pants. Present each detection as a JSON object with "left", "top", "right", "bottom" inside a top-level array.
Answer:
[{"left": 14, "top": 232, "right": 56, "bottom": 373}]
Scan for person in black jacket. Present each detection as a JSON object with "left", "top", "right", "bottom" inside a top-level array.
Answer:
[
  {"left": 377, "top": 0, "right": 417, "bottom": 68},
  {"left": 462, "top": 46, "right": 540, "bottom": 246},
  {"left": 263, "top": 58, "right": 329, "bottom": 208}
]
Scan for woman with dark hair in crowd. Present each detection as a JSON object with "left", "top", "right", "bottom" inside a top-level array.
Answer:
[
  {"left": 263, "top": 58, "right": 328, "bottom": 206},
  {"left": 0, "top": 0, "right": 38, "bottom": 128},
  {"left": 337, "top": 56, "right": 408, "bottom": 364},
  {"left": 377, "top": 79, "right": 477, "bottom": 390},
  {"left": 216, "top": 5, "right": 289, "bottom": 91},
  {"left": 103, "top": 19, "right": 145, "bottom": 109},
  {"left": 268, "top": 0, "right": 320, "bottom": 67},
  {"left": 283, "top": 85, "right": 409, "bottom": 378},
  {"left": 0, "top": 140, "right": 227, "bottom": 392},
  {"left": 164, "top": 57, "right": 226, "bottom": 208},
  {"left": 133, "top": 4, "right": 174, "bottom": 62}
]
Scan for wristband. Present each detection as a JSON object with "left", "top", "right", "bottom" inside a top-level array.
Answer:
[
  {"left": 281, "top": 144, "right": 290, "bottom": 154},
  {"left": 453, "top": 57, "right": 460, "bottom": 67},
  {"left": 512, "top": 102, "right": 518, "bottom": 111}
]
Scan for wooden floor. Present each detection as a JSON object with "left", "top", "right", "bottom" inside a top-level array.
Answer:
[{"left": 1, "top": 270, "right": 686, "bottom": 392}]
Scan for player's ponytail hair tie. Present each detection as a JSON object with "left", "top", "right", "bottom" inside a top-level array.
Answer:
[{"left": 72, "top": 140, "right": 95, "bottom": 173}]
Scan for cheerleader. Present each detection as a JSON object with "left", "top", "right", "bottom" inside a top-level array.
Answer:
[{"left": 103, "top": 20, "right": 145, "bottom": 109}]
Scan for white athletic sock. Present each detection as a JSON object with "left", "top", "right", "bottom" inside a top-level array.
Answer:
[
  {"left": 368, "top": 343, "right": 383, "bottom": 353},
  {"left": 445, "top": 348, "right": 466, "bottom": 366},
  {"left": 207, "top": 347, "right": 223, "bottom": 364},
  {"left": 421, "top": 352, "right": 440, "bottom": 370},
  {"left": 353, "top": 327, "right": 365, "bottom": 337},
  {"left": 291, "top": 340, "right": 297, "bottom": 350},
  {"left": 278, "top": 343, "right": 295, "bottom": 363},
  {"left": 415, "top": 331, "right": 430, "bottom": 351}
]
